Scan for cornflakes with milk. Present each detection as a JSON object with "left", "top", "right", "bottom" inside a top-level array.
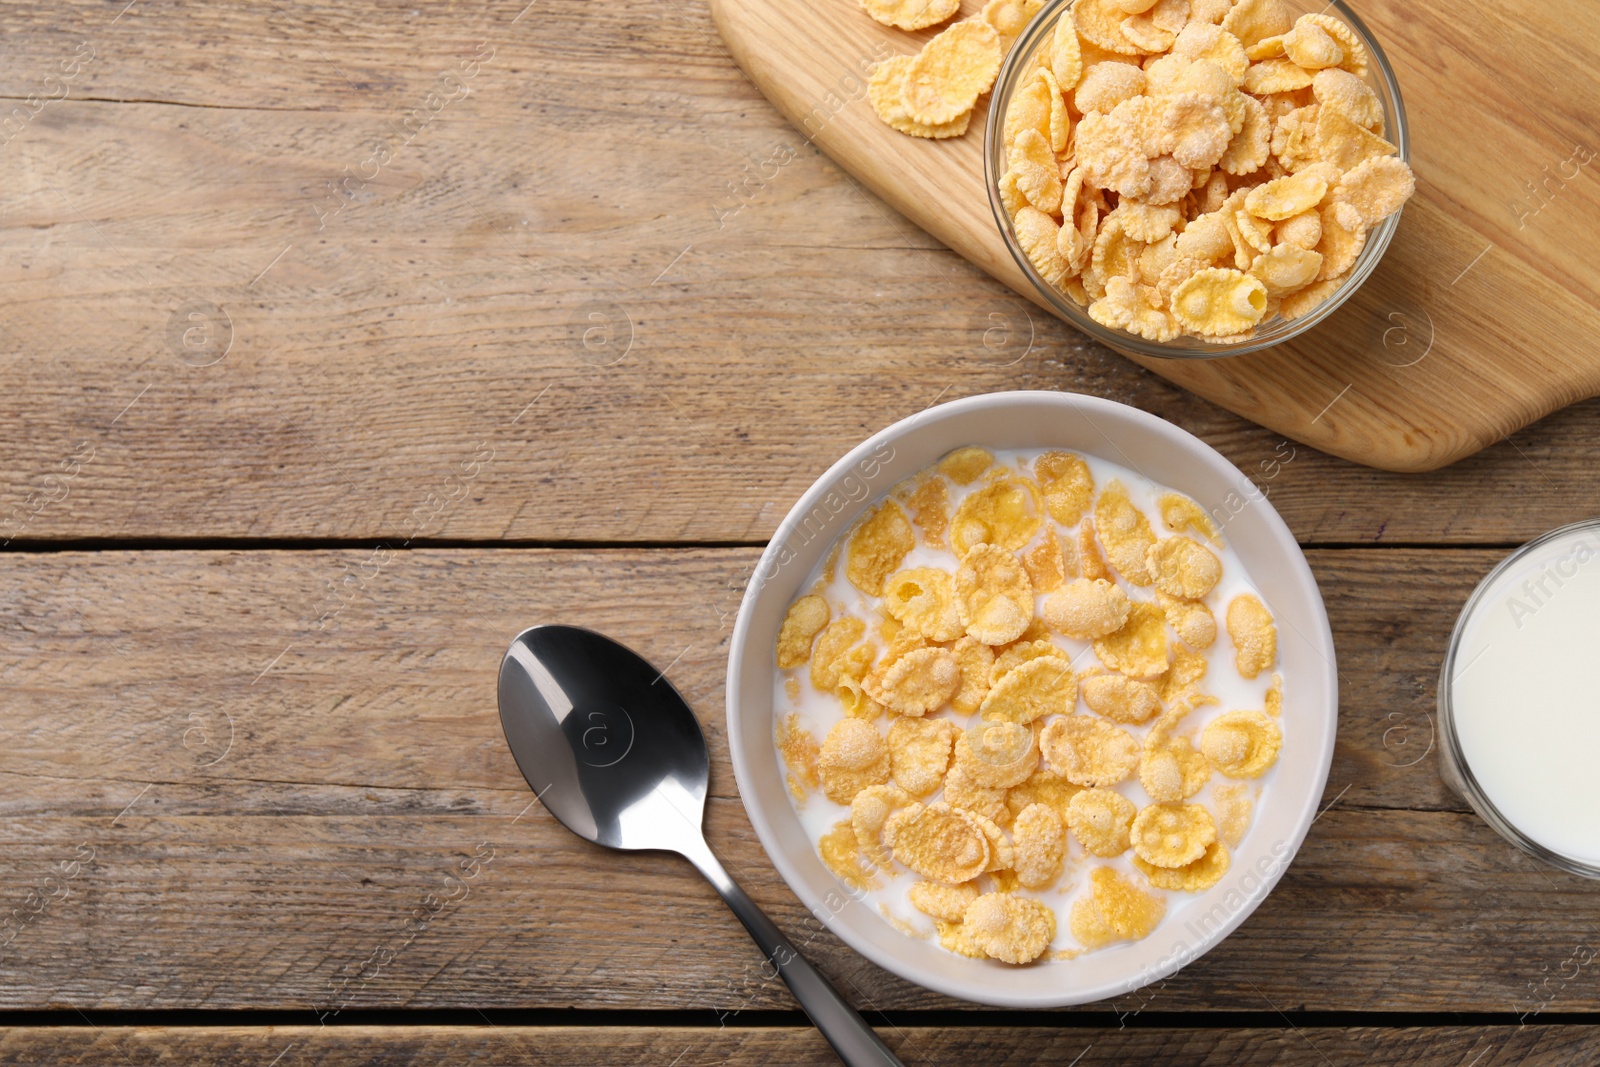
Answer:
[{"left": 775, "top": 446, "right": 1290, "bottom": 965}]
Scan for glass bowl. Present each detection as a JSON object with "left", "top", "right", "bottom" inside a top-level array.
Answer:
[
  {"left": 985, "top": 0, "right": 1410, "bottom": 359},
  {"left": 1437, "top": 519, "right": 1600, "bottom": 879}
]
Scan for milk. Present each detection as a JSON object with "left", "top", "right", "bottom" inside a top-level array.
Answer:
[{"left": 1447, "top": 524, "right": 1600, "bottom": 869}]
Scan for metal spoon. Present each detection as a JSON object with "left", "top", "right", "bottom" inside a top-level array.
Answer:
[{"left": 497, "top": 625, "right": 903, "bottom": 1067}]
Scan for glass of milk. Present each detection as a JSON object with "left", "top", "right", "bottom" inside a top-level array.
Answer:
[{"left": 1439, "top": 519, "right": 1600, "bottom": 877}]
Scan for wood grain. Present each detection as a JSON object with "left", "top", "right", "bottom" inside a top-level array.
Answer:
[
  {"left": 0, "top": 4, "right": 1597, "bottom": 544},
  {"left": 0, "top": 1024, "right": 1593, "bottom": 1066},
  {"left": 711, "top": 0, "right": 1600, "bottom": 472},
  {"left": 2, "top": 547, "right": 1596, "bottom": 1013}
]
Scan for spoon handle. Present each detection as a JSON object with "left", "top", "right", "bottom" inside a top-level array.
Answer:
[{"left": 681, "top": 837, "right": 904, "bottom": 1067}]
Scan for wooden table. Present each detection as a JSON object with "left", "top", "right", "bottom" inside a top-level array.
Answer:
[{"left": 2, "top": 2, "right": 1598, "bottom": 1063}]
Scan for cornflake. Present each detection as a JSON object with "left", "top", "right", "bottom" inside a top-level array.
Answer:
[
  {"left": 1082, "top": 866, "right": 1166, "bottom": 941},
  {"left": 990, "top": 638, "right": 1070, "bottom": 686},
  {"left": 1044, "top": 577, "right": 1132, "bottom": 639},
  {"left": 869, "top": 645, "right": 961, "bottom": 716},
  {"left": 863, "top": 0, "right": 959, "bottom": 32},
  {"left": 1022, "top": 528, "right": 1069, "bottom": 593},
  {"left": 943, "top": 761, "right": 1014, "bottom": 828},
  {"left": 1140, "top": 712, "right": 1212, "bottom": 801},
  {"left": 1082, "top": 672, "right": 1162, "bottom": 724},
  {"left": 818, "top": 718, "right": 890, "bottom": 804},
  {"left": 1201, "top": 709, "right": 1283, "bottom": 777},
  {"left": 869, "top": 55, "right": 972, "bottom": 139},
  {"left": 1159, "top": 592, "right": 1218, "bottom": 650},
  {"left": 956, "top": 543, "right": 1036, "bottom": 645},
  {"left": 777, "top": 594, "right": 830, "bottom": 669},
  {"left": 909, "top": 880, "right": 980, "bottom": 923},
  {"left": 979, "top": 655, "right": 1077, "bottom": 724},
  {"left": 1007, "top": 765, "right": 1084, "bottom": 823},
  {"left": 1068, "top": 786, "right": 1137, "bottom": 856},
  {"left": 883, "top": 567, "right": 965, "bottom": 642},
  {"left": 1147, "top": 535, "right": 1223, "bottom": 599},
  {"left": 1135, "top": 839, "right": 1231, "bottom": 891},
  {"left": 1012, "top": 803, "right": 1066, "bottom": 888},
  {"left": 1041, "top": 715, "right": 1140, "bottom": 787},
  {"left": 820, "top": 819, "right": 879, "bottom": 891},
  {"left": 904, "top": 20, "right": 1004, "bottom": 126},
  {"left": 884, "top": 801, "right": 993, "bottom": 884},
  {"left": 951, "top": 636, "right": 996, "bottom": 714},
  {"left": 810, "top": 618, "right": 872, "bottom": 691},
  {"left": 1130, "top": 801, "right": 1217, "bottom": 867},
  {"left": 1214, "top": 782, "right": 1255, "bottom": 846},
  {"left": 1036, "top": 451, "right": 1095, "bottom": 524},
  {"left": 846, "top": 501, "right": 915, "bottom": 597},
  {"left": 1226, "top": 593, "right": 1277, "bottom": 678},
  {"left": 955, "top": 719, "right": 1040, "bottom": 787},
  {"left": 939, "top": 446, "right": 993, "bottom": 485},
  {"left": 778, "top": 713, "right": 821, "bottom": 803},
  {"left": 963, "top": 892, "right": 1056, "bottom": 964},
  {"left": 951, "top": 474, "right": 1043, "bottom": 554},
  {"left": 1094, "top": 601, "right": 1172, "bottom": 680},
  {"left": 851, "top": 783, "right": 914, "bottom": 867}
]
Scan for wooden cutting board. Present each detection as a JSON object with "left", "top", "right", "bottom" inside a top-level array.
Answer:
[{"left": 709, "top": 0, "right": 1600, "bottom": 472}]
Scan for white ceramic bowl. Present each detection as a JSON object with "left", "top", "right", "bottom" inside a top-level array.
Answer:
[{"left": 726, "top": 391, "right": 1337, "bottom": 1007}]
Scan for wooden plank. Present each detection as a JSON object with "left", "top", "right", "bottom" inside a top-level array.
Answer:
[
  {"left": 0, "top": 5, "right": 1597, "bottom": 542},
  {"left": 0, "top": 1024, "right": 1593, "bottom": 1066},
  {"left": 3, "top": 547, "right": 1598, "bottom": 1013}
]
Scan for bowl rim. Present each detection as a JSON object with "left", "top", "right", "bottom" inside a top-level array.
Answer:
[
  {"left": 983, "top": 0, "right": 1411, "bottom": 360},
  {"left": 725, "top": 390, "right": 1339, "bottom": 1007}
]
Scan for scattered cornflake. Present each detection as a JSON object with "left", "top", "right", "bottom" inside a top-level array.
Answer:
[
  {"left": 862, "top": 0, "right": 959, "bottom": 31},
  {"left": 1201, "top": 709, "right": 1282, "bottom": 777},
  {"left": 904, "top": 20, "right": 1004, "bottom": 126},
  {"left": 869, "top": 55, "right": 973, "bottom": 139},
  {"left": 1226, "top": 593, "right": 1277, "bottom": 678}
]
